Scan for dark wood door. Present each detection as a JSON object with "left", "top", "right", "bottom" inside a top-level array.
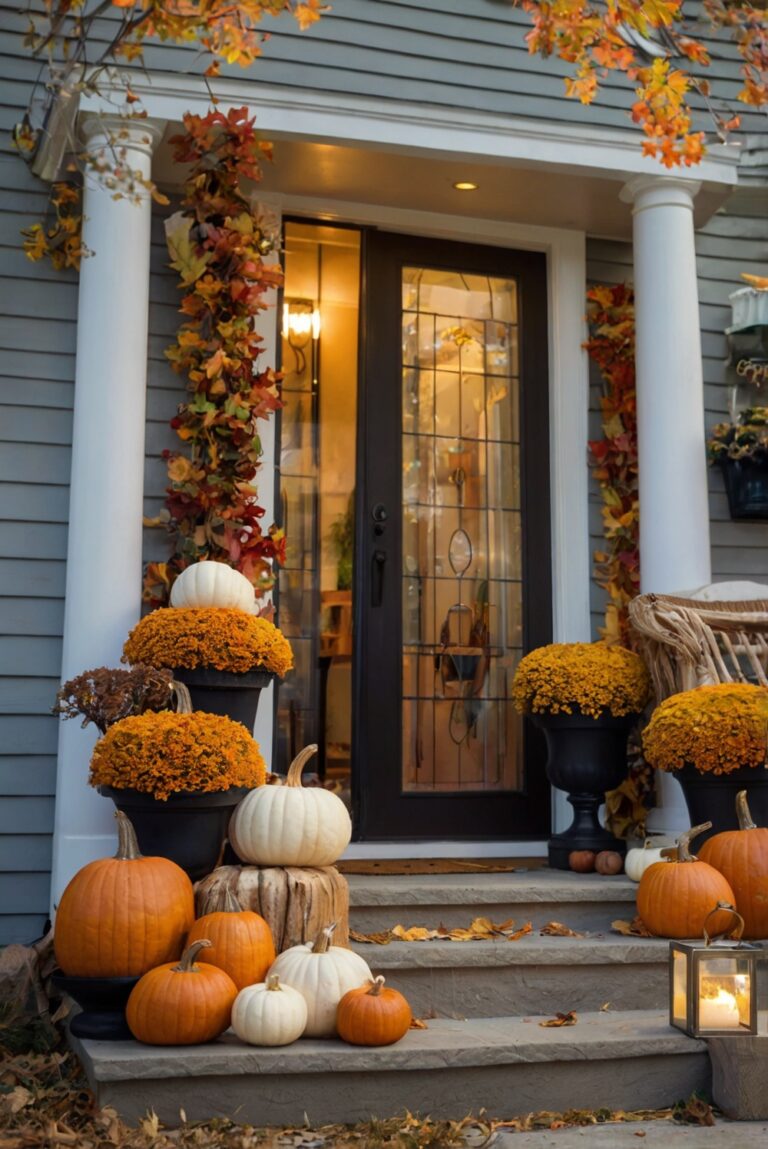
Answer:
[{"left": 353, "top": 231, "right": 552, "bottom": 840}]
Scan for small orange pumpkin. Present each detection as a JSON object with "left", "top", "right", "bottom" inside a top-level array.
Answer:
[
  {"left": 126, "top": 939, "right": 237, "bottom": 1045},
  {"left": 54, "top": 812, "right": 194, "bottom": 978},
  {"left": 336, "top": 976, "right": 412, "bottom": 1046},
  {"left": 186, "top": 887, "right": 276, "bottom": 990},
  {"left": 699, "top": 791, "right": 768, "bottom": 939},
  {"left": 637, "top": 822, "right": 736, "bottom": 939}
]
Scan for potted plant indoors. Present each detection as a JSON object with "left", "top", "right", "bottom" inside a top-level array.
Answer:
[
  {"left": 642, "top": 682, "right": 768, "bottom": 843},
  {"left": 123, "top": 605, "right": 293, "bottom": 729},
  {"left": 513, "top": 642, "right": 651, "bottom": 868},
  {"left": 708, "top": 407, "right": 768, "bottom": 520}
]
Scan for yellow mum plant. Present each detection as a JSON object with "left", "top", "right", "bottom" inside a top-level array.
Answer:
[
  {"left": 90, "top": 711, "right": 267, "bottom": 801},
  {"left": 642, "top": 683, "right": 768, "bottom": 776},
  {"left": 123, "top": 607, "right": 293, "bottom": 678},
  {"left": 512, "top": 642, "right": 651, "bottom": 719}
]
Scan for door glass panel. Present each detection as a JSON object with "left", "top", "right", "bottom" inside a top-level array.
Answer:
[{"left": 401, "top": 266, "right": 523, "bottom": 793}]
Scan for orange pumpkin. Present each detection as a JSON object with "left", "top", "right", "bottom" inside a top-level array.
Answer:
[
  {"left": 637, "top": 822, "right": 736, "bottom": 939},
  {"left": 54, "top": 812, "right": 194, "bottom": 978},
  {"left": 336, "top": 976, "right": 412, "bottom": 1046},
  {"left": 699, "top": 790, "right": 768, "bottom": 939},
  {"left": 186, "top": 887, "right": 275, "bottom": 990},
  {"left": 126, "top": 939, "right": 237, "bottom": 1045}
]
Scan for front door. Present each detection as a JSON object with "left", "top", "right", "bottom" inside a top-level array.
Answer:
[{"left": 354, "top": 231, "right": 552, "bottom": 841}]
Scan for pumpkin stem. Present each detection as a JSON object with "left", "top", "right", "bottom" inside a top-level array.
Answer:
[
  {"left": 171, "top": 679, "right": 193, "bottom": 715},
  {"left": 676, "top": 822, "right": 712, "bottom": 862},
  {"left": 174, "top": 938, "right": 212, "bottom": 972},
  {"left": 286, "top": 745, "right": 319, "bottom": 788},
  {"left": 736, "top": 790, "right": 758, "bottom": 831},
  {"left": 311, "top": 922, "right": 337, "bottom": 954},
  {"left": 266, "top": 975, "right": 282, "bottom": 992},
  {"left": 368, "top": 976, "right": 386, "bottom": 997},
  {"left": 114, "top": 811, "right": 142, "bottom": 861},
  {"left": 201, "top": 885, "right": 243, "bottom": 915}
]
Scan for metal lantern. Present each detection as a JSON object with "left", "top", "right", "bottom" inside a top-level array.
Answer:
[{"left": 669, "top": 902, "right": 760, "bottom": 1038}]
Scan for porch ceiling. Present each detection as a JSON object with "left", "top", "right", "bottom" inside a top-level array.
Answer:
[{"left": 152, "top": 132, "right": 732, "bottom": 241}]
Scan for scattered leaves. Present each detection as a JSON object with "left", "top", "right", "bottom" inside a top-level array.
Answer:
[
  {"left": 351, "top": 919, "right": 533, "bottom": 944},
  {"left": 612, "top": 917, "right": 654, "bottom": 938},
  {"left": 540, "top": 921, "right": 584, "bottom": 937},
  {"left": 408, "top": 1017, "right": 429, "bottom": 1030},
  {"left": 539, "top": 1011, "right": 578, "bottom": 1028}
]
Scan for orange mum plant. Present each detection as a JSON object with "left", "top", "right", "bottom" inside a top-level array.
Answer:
[
  {"left": 90, "top": 711, "right": 267, "bottom": 801},
  {"left": 123, "top": 608, "right": 293, "bottom": 678},
  {"left": 642, "top": 683, "right": 768, "bottom": 776},
  {"left": 512, "top": 642, "right": 651, "bottom": 720}
]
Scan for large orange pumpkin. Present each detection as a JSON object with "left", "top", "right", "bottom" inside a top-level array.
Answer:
[
  {"left": 336, "top": 976, "right": 412, "bottom": 1046},
  {"left": 637, "top": 822, "right": 736, "bottom": 939},
  {"left": 186, "top": 887, "right": 275, "bottom": 990},
  {"left": 54, "top": 812, "right": 194, "bottom": 978},
  {"left": 699, "top": 790, "right": 768, "bottom": 939},
  {"left": 126, "top": 939, "right": 237, "bottom": 1045}
]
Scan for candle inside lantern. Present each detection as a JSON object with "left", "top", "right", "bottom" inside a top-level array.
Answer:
[{"left": 698, "top": 988, "right": 741, "bottom": 1029}]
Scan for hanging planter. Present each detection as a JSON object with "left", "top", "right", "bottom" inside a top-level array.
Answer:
[
  {"left": 708, "top": 408, "right": 768, "bottom": 522},
  {"left": 719, "top": 457, "right": 768, "bottom": 521}
]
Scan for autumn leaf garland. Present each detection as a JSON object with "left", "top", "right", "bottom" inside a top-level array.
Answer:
[{"left": 143, "top": 108, "right": 286, "bottom": 606}]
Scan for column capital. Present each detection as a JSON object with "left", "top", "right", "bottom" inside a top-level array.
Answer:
[
  {"left": 620, "top": 174, "right": 702, "bottom": 214},
  {"left": 79, "top": 113, "right": 164, "bottom": 159}
]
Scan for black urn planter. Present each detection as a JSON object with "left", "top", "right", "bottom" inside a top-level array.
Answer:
[
  {"left": 52, "top": 973, "right": 139, "bottom": 1041},
  {"left": 676, "top": 764, "right": 768, "bottom": 846},
  {"left": 99, "top": 785, "right": 251, "bottom": 881},
  {"left": 172, "top": 666, "right": 273, "bottom": 729},
  {"left": 720, "top": 458, "right": 768, "bottom": 521},
  {"left": 534, "top": 711, "right": 636, "bottom": 870}
]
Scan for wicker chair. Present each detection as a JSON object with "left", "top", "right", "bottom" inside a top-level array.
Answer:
[{"left": 629, "top": 589, "right": 768, "bottom": 703}]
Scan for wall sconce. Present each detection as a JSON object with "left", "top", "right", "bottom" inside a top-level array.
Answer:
[
  {"left": 283, "top": 299, "right": 321, "bottom": 344},
  {"left": 670, "top": 903, "right": 760, "bottom": 1037}
]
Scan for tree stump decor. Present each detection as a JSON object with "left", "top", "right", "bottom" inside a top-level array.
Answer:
[{"left": 195, "top": 865, "right": 350, "bottom": 952}]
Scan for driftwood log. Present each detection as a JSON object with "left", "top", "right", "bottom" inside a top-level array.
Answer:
[{"left": 195, "top": 864, "right": 350, "bottom": 952}]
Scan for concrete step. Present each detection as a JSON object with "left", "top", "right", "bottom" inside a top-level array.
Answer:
[
  {"left": 72, "top": 1009, "right": 708, "bottom": 1128},
  {"left": 356, "top": 933, "right": 670, "bottom": 1018},
  {"left": 490, "top": 1119, "right": 768, "bottom": 1149},
  {"left": 347, "top": 871, "right": 638, "bottom": 933}
]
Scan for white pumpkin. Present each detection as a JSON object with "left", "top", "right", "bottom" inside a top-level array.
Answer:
[
  {"left": 231, "top": 974, "right": 307, "bottom": 1046},
  {"left": 229, "top": 745, "right": 352, "bottom": 867},
  {"left": 625, "top": 839, "right": 673, "bottom": 883},
  {"left": 170, "top": 561, "right": 255, "bottom": 612},
  {"left": 267, "top": 923, "right": 373, "bottom": 1037}
]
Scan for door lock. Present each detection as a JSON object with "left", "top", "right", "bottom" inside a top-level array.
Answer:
[{"left": 372, "top": 503, "right": 388, "bottom": 536}]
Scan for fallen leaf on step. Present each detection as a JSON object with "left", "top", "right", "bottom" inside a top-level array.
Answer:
[
  {"left": 506, "top": 922, "right": 533, "bottom": 941},
  {"left": 539, "top": 1011, "right": 578, "bottom": 1028},
  {"left": 391, "top": 925, "right": 436, "bottom": 942},
  {"left": 409, "top": 1017, "right": 428, "bottom": 1029},
  {"left": 540, "top": 921, "right": 584, "bottom": 937},
  {"left": 600, "top": 1001, "right": 612, "bottom": 1011},
  {"left": 612, "top": 916, "right": 653, "bottom": 938},
  {"left": 349, "top": 929, "right": 393, "bottom": 945},
  {"left": 674, "top": 1094, "right": 715, "bottom": 1126},
  {"left": 635, "top": 1133, "right": 647, "bottom": 1139},
  {"left": 353, "top": 919, "right": 532, "bottom": 943}
]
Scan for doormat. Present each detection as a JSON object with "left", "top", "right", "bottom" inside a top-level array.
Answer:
[{"left": 336, "top": 858, "right": 548, "bottom": 875}]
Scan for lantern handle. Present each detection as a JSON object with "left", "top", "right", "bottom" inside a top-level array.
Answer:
[{"left": 703, "top": 901, "right": 745, "bottom": 946}]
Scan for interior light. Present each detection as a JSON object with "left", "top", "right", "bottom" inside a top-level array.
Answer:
[
  {"left": 453, "top": 181, "right": 479, "bottom": 191},
  {"left": 283, "top": 301, "right": 321, "bottom": 341}
]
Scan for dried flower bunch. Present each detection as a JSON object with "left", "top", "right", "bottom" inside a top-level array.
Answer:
[
  {"left": 512, "top": 642, "right": 651, "bottom": 719},
  {"left": 642, "top": 683, "right": 768, "bottom": 776},
  {"left": 90, "top": 711, "right": 267, "bottom": 800},
  {"left": 123, "top": 607, "right": 293, "bottom": 678},
  {"left": 708, "top": 407, "right": 768, "bottom": 465},
  {"left": 53, "top": 665, "right": 175, "bottom": 735}
]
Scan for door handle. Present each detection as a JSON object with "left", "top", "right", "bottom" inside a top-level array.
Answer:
[{"left": 371, "top": 549, "right": 387, "bottom": 607}]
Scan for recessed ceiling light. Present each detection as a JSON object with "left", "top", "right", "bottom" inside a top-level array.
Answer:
[{"left": 453, "top": 181, "right": 478, "bottom": 191}]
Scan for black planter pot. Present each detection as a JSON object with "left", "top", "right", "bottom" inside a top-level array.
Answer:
[
  {"left": 99, "top": 785, "right": 251, "bottom": 881},
  {"left": 172, "top": 666, "right": 274, "bottom": 729},
  {"left": 720, "top": 458, "right": 768, "bottom": 521},
  {"left": 52, "top": 973, "right": 139, "bottom": 1041},
  {"left": 534, "top": 711, "right": 636, "bottom": 870},
  {"left": 677, "top": 764, "right": 768, "bottom": 845}
]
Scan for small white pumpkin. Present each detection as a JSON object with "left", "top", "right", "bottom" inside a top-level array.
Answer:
[
  {"left": 231, "top": 974, "right": 307, "bottom": 1046},
  {"left": 625, "top": 839, "right": 672, "bottom": 883},
  {"left": 267, "top": 923, "right": 373, "bottom": 1037},
  {"left": 170, "top": 560, "right": 255, "bottom": 613},
  {"left": 229, "top": 745, "right": 352, "bottom": 867}
]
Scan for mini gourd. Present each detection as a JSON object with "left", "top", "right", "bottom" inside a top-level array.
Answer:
[
  {"left": 126, "top": 939, "right": 237, "bottom": 1045},
  {"left": 231, "top": 974, "right": 308, "bottom": 1046},
  {"left": 186, "top": 887, "right": 276, "bottom": 990},
  {"left": 637, "top": 822, "right": 736, "bottom": 939},
  {"left": 625, "top": 839, "right": 670, "bottom": 883},
  {"left": 337, "top": 976, "right": 412, "bottom": 1046},
  {"left": 170, "top": 560, "right": 255, "bottom": 612},
  {"left": 266, "top": 922, "right": 373, "bottom": 1037},
  {"left": 54, "top": 812, "right": 194, "bottom": 978},
  {"left": 229, "top": 745, "right": 352, "bottom": 867},
  {"left": 698, "top": 791, "right": 768, "bottom": 939}
]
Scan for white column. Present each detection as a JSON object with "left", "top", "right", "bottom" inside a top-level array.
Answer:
[
  {"left": 621, "top": 175, "right": 710, "bottom": 835},
  {"left": 50, "top": 118, "right": 162, "bottom": 909}
]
